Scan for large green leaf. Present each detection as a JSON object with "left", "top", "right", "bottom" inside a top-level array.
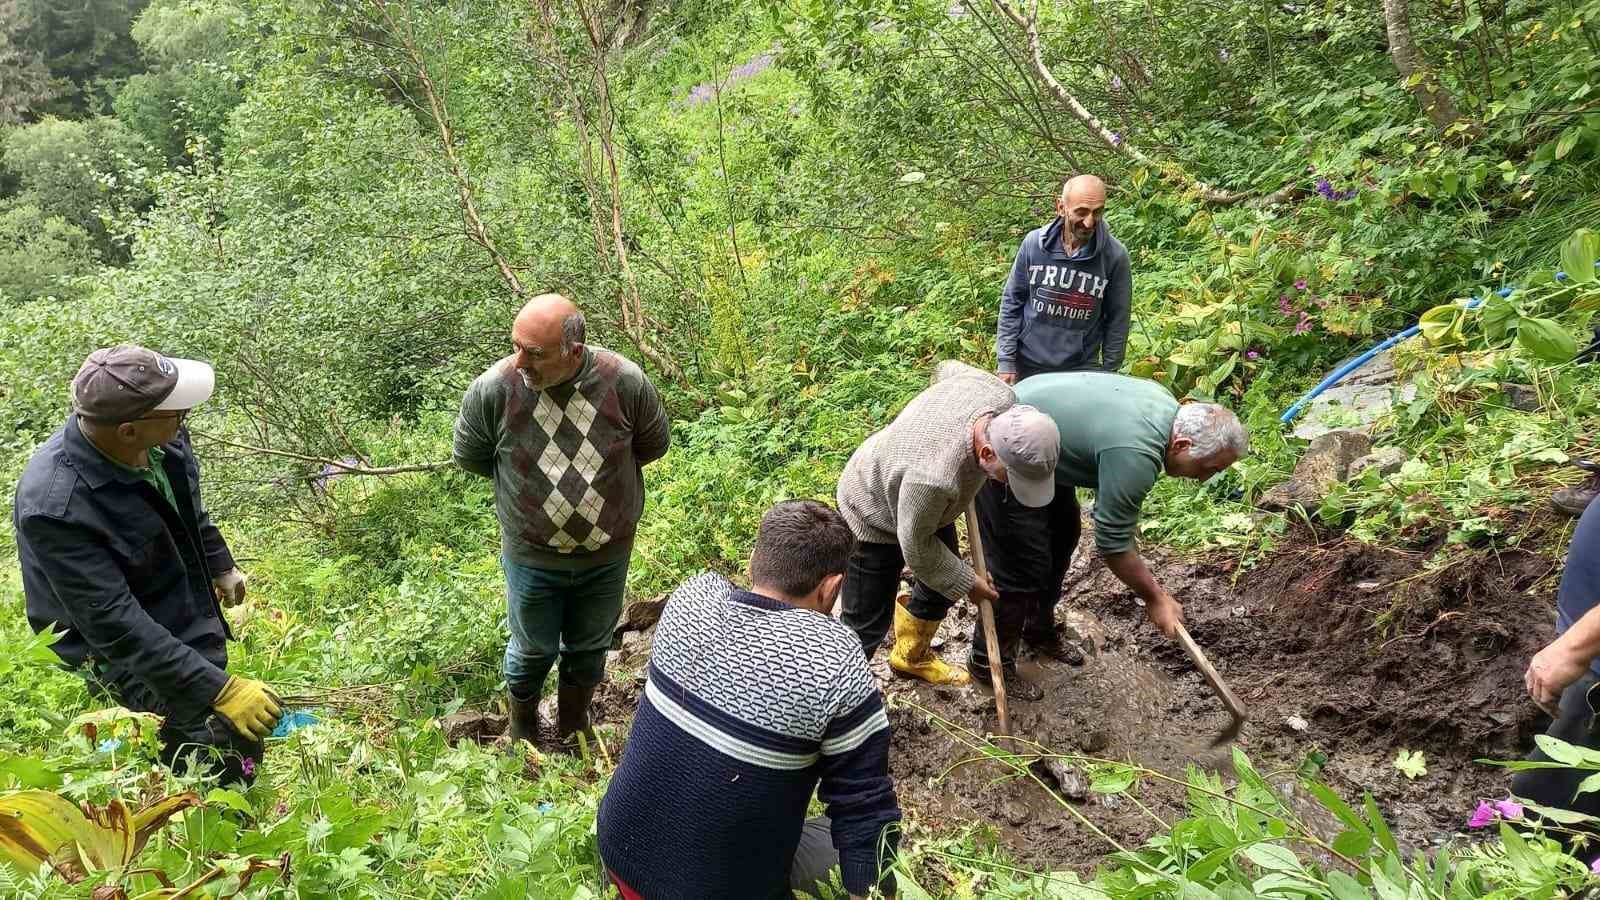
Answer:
[
  {"left": 1561, "top": 228, "right": 1598, "bottom": 283},
  {"left": 1516, "top": 317, "right": 1578, "bottom": 362},
  {"left": 1479, "top": 292, "right": 1518, "bottom": 344},
  {"left": 1326, "top": 870, "right": 1369, "bottom": 900},
  {"left": 1418, "top": 304, "right": 1464, "bottom": 346}
]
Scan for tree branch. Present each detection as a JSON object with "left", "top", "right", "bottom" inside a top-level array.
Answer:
[
  {"left": 194, "top": 431, "right": 453, "bottom": 477},
  {"left": 988, "top": 0, "right": 1296, "bottom": 206},
  {"left": 366, "top": 0, "right": 525, "bottom": 296}
]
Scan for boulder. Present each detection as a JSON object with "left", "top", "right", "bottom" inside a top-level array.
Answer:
[
  {"left": 1291, "top": 349, "right": 1418, "bottom": 440},
  {"left": 1258, "top": 429, "right": 1373, "bottom": 510},
  {"left": 620, "top": 627, "right": 655, "bottom": 662},
  {"left": 1348, "top": 447, "right": 1408, "bottom": 480}
]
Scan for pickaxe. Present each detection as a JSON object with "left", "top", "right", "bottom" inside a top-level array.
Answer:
[{"left": 1172, "top": 621, "right": 1247, "bottom": 747}]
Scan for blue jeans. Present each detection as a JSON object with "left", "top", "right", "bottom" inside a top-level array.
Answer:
[{"left": 502, "top": 556, "right": 630, "bottom": 697}]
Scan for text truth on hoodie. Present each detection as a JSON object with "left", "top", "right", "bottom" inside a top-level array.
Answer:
[{"left": 996, "top": 216, "right": 1131, "bottom": 376}]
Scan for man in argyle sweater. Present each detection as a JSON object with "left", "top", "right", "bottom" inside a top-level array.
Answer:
[
  {"left": 454, "top": 293, "right": 671, "bottom": 749},
  {"left": 598, "top": 500, "right": 901, "bottom": 899}
]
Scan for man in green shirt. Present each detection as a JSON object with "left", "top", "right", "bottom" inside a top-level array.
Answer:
[{"left": 967, "top": 372, "right": 1248, "bottom": 697}]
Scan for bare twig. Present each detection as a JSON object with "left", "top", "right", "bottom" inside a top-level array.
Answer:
[{"left": 193, "top": 431, "right": 451, "bottom": 477}]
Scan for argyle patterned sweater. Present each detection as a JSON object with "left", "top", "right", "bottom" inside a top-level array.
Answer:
[
  {"left": 598, "top": 574, "right": 902, "bottom": 899},
  {"left": 453, "top": 346, "right": 670, "bottom": 570}
]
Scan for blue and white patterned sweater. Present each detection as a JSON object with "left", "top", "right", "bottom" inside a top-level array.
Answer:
[{"left": 598, "top": 573, "right": 901, "bottom": 898}]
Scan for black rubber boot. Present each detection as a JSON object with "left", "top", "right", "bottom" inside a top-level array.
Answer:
[
  {"left": 507, "top": 687, "right": 540, "bottom": 746},
  {"left": 1024, "top": 627, "right": 1086, "bottom": 665},
  {"left": 556, "top": 681, "right": 599, "bottom": 753},
  {"left": 971, "top": 590, "right": 1032, "bottom": 672},
  {"left": 966, "top": 657, "right": 1045, "bottom": 701}
]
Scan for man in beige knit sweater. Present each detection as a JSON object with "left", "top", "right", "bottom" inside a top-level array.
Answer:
[{"left": 836, "top": 361, "right": 1060, "bottom": 688}]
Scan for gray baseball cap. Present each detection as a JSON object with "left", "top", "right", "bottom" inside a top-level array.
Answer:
[
  {"left": 990, "top": 404, "right": 1060, "bottom": 507},
  {"left": 71, "top": 345, "right": 215, "bottom": 422}
]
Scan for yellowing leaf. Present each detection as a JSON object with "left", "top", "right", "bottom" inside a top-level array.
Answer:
[
  {"left": 1393, "top": 748, "right": 1427, "bottom": 779},
  {"left": 0, "top": 791, "right": 200, "bottom": 883}
]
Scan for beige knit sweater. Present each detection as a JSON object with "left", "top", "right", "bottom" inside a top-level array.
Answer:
[{"left": 835, "top": 361, "right": 1014, "bottom": 600}]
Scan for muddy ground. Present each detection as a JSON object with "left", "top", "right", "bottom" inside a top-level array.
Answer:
[
  {"left": 560, "top": 522, "right": 1564, "bottom": 877},
  {"left": 874, "top": 525, "right": 1561, "bottom": 875}
]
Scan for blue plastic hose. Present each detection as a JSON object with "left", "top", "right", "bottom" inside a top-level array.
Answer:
[{"left": 1279, "top": 293, "right": 1493, "bottom": 425}]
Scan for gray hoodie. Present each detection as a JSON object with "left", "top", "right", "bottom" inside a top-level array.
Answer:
[{"left": 996, "top": 217, "right": 1131, "bottom": 376}]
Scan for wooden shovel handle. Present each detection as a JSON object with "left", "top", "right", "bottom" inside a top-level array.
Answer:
[
  {"left": 964, "top": 503, "right": 1010, "bottom": 735},
  {"left": 1173, "top": 621, "right": 1246, "bottom": 722}
]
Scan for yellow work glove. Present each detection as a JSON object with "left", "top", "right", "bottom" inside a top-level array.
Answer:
[{"left": 212, "top": 676, "right": 283, "bottom": 741}]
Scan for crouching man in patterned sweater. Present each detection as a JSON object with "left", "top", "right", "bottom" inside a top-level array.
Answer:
[{"left": 598, "top": 500, "right": 901, "bottom": 899}]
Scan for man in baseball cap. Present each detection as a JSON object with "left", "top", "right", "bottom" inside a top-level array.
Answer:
[
  {"left": 835, "top": 359, "right": 1060, "bottom": 694},
  {"left": 968, "top": 372, "right": 1248, "bottom": 697},
  {"left": 13, "top": 344, "right": 276, "bottom": 784}
]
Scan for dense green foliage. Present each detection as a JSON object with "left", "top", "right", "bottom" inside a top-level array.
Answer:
[{"left": 3, "top": 0, "right": 1600, "bottom": 894}]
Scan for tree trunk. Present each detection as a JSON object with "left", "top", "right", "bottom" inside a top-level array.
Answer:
[{"left": 1382, "top": 0, "right": 1468, "bottom": 133}]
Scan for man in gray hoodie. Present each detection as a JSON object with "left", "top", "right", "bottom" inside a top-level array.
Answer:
[{"left": 996, "top": 175, "right": 1132, "bottom": 383}]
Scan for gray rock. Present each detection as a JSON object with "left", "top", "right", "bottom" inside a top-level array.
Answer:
[
  {"left": 1348, "top": 446, "right": 1408, "bottom": 480},
  {"left": 621, "top": 627, "right": 655, "bottom": 661},
  {"left": 1044, "top": 759, "right": 1089, "bottom": 801},
  {"left": 1503, "top": 383, "right": 1540, "bottom": 411},
  {"left": 1292, "top": 348, "right": 1419, "bottom": 440},
  {"left": 1001, "top": 799, "right": 1032, "bottom": 826},
  {"left": 1259, "top": 429, "right": 1373, "bottom": 511},
  {"left": 438, "top": 710, "right": 507, "bottom": 744}
]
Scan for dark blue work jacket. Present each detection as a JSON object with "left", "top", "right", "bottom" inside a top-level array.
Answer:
[{"left": 13, "top": 416, "right": 236, "bottom": 721}]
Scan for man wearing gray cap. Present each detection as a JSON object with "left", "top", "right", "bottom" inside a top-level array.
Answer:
[
  {"left": 969, "top": 372, "right": 1248, "bottom": 697},
  {"left": 837, "top": 360, "right": 1060, "bottom": 691},
  {"left": 13, "top": 345, "right": 278, "bottom": 784}
]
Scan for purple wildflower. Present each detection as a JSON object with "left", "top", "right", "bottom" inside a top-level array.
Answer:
[
  {"left": 1316, "top": 178, "right": 1334, "bottom": 199},
  {"left": 684, "top": 54, "right": 774, "bottom": 107},
  {"left": 1294, "top": 312, "right": 1314, "bottom": 335},
  {"left": 1293, "top": 279, "right": 1308, "bottom": 291},
  {"left": 1278, "top": 294, "right": 1296, "bottom": 316},
  {"left": 1591, "top": 857, "right": 1600, "bottom": 875},
  {"left": 1468, "top": 801, "right": 1496, "bottom": 828},
  {"left": 1110, "top": 131, "right": 1123, "bottom": 146},
  {"left": 241, "top": 757, "right": 256, "bottom": 777},
  {"left": 1494, "top": 799, "right": 1524, "bottom": 820},
  {"left": 1246, "top": 350, "right": 1260, "bottom": 360},
  {"left": 1110, "top": 75, "right": 1124, "bottom": 91}
]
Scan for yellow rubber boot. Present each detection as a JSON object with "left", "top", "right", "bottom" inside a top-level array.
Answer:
[{"left": 888, "top": 604, "right": 970, "bottom": 686}]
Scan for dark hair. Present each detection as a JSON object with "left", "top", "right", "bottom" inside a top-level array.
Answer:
[{"left": 749, "top": 500, "right": 856, "bottom": 597}]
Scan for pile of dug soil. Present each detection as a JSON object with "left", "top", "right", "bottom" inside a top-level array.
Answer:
[{"left": 877, "top": 528, "right": 1559, "bottom": 876}]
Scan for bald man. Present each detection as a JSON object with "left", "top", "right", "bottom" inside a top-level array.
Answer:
[
  {"left": 996, "top": 175, "right": 1133, "bottom": 383},
  {"left": 454, "top": 294, "right": 671, "bottom": 750}
]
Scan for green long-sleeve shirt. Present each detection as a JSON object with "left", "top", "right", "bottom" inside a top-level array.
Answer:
[
  {"left": 453, "top": 346, "right": 671, "bottom": 570},
  {"left": 1014, "top": 372, "right": 1178, "bottom": 554}
]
